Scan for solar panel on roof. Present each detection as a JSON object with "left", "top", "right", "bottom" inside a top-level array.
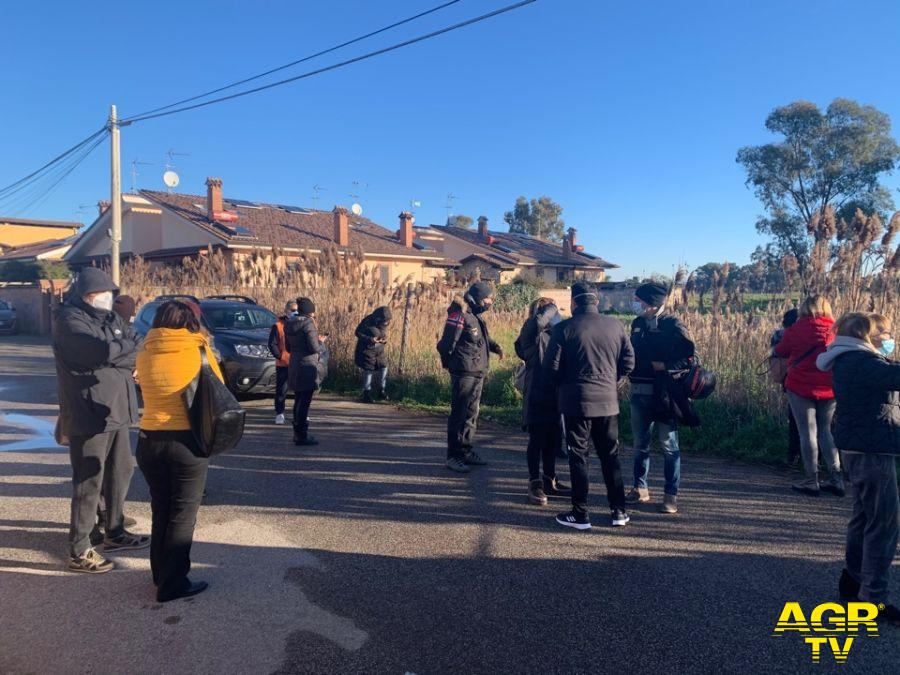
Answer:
[
  {"left": 233, "top": 226, "right": 256, "bottom": 237},
  {"left": 277, "top": 204, "right": 312, "bottom": 214},
  {"left": 228, "top": 199, "right": 261, "bottom": 209},
  {"left": 492, "top": 244, "right": 515, "bottom": 254}
]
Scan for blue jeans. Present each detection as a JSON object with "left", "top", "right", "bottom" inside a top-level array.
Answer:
[
  {"left": 631, "top": 394, "right": 681, "bottom": 495},
  {"left": 363, "top": 367, "right": 388, "bottom": 391}
]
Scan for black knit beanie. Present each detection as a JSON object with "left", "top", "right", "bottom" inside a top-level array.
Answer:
[
  {"left": 296, "top": 297, "right": 316, "bottom": 316},
  {"left": 635, "top": 282, "right": 669, "bottom": 308},
  {"left": 571, "top": 282, "right": 598, "bottom": 306},
  {"left": 467, "top": 281, "right": 493, "bottom": 305}
]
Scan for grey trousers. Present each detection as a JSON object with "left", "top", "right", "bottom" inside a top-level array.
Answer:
[
  {"left": 68, "top": 428, "right": 134, "bottom": 556},
  {"left": 787, "top": 393, "right": 840, "bottom": 484},
  {"left": 844, "top": 452, "right": 899, "bottom": 603}
]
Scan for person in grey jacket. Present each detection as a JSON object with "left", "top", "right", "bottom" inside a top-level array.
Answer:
[
  {"left": 53, "top": 268, "right": 149, "bottom": 574},
  {"left": 285, "top": 297, "right": 327, "bottom": 446},
  {"left": 514, "top": 298, "right": 569, "bottom": 505},
  {"left": 817, "top": 312, "right": 900, "bottom": 626},
  {"left": 544, "top": 282, "right": 635, "bottom": 530}
]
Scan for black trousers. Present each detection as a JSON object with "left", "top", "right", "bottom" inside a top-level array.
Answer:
[
  {"left": 787, "top": 403, "right": 801, "bottom": 463},
  {"left": 136, "top": 430, "right": 208, "bottom": 601},
  {"left": 527, "top": 423, "right": 559, "bottom": 481},
  {"left": 274, "top": 367, "right": 290, "bottom": 415},
  {"left": 292, "top": 390, "right": 315, "bottom": 439},
  {"left": 68, "top": 428, "right": 134, "bottom": 556},
  {"left": 564, "top": 415, "right": 626, "bottom": 516},
  {"left": 447, "top": 374, "right": 484, "bottom": 460}
]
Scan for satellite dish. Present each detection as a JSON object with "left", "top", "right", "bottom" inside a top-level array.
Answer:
[
  {"left": 163, "top": 170, "right": 180, "bottom": 189},
  {"left": 351, "top": 203, "right": 363, "bottom": 216}
]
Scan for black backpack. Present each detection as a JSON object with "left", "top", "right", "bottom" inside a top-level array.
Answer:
[{"left": 183, "top": 346, "right": 245, "bottom": 457}]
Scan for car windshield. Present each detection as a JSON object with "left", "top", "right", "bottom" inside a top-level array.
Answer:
[{"left": 202, "top": 306, "right": 276, "bottom": 330}]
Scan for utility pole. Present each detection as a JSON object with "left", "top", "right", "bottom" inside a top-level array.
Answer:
[{"left": 109, "top": 105, "right": 122, "bottom": 286}]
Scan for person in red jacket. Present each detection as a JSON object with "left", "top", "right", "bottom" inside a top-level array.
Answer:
[{"left": 773, "top": 295, "right": 842, "bottom": 496}]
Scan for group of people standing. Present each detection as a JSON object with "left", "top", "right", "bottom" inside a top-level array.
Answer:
[
  {"left": 437, "top": 280, "right": 695, "bottom": 530},
  {"left": 48, "top": 267, "right": 899, "bottom": 624}
]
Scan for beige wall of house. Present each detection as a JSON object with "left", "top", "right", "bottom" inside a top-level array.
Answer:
[{"left": 0, "top": 222, "right": 79, "bottom": 250}]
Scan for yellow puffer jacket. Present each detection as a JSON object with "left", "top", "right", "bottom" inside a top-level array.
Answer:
[{"left": 136, "top": 328, "right": 224, "bottom": 431}]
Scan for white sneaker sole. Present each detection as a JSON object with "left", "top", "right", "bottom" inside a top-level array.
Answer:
[
  {"left": 611, "top": 516, "right": 630, "bottom": 527},
  {"left": 555, "top": 516, "right": 591, "bottom": 531}
]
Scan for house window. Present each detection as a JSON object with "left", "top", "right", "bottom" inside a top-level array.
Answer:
[
  {"left": 379, "top": 265, "right": 391, "bottom": 285},
  {"left": 556, "top": 267, "right": 569, "bottom": 282}
]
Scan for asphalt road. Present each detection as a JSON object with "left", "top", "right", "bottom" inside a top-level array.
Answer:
[{"left": 0, "top": 336, "right": 897, "bottom": 674}]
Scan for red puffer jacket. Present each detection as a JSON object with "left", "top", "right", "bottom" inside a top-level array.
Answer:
[{"left": 774, "top": 315, "right": 835, "bottom": 400}]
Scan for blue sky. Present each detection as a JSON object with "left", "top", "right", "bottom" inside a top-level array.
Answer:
[{"left": 2, "top": 0, "right": 899, "bottom": 279}]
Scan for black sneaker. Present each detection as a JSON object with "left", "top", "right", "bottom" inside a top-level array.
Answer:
[
  {"left": 463, "top": 450, "right": 487, "bottom": 466},
  {"left": 611, "top": 509, "right": 630, "bottom": 527},
  {"left": 293, "top": 432, "right": 319, "bottom": 446},
  {"left": 362, "top": 390, "right": 375, "bottom": 404},
  {"left": 877, "top": 603, "right": 900, "bottom": 626},
  {"left": 69, "top": 548, "right": 114, "bottom": 574},
  {"left": 445, "top": 457, "right": 471, "bottom": 473},
  {"left": 102, "top": 531, "right": 151, "bottom": 552},
  {"left": 839, "top": 568, "right": 860, "bottom": 602},
  {"left": 89, "top": 524, "right": 104, "bottom": 547},
  {"left": 158, "top": 579, "right": 209, "bottom": 603},
  {"left": 555, "top": 510, "right": 591, "bottom": 531},
  {"left": 542, "top": 475, "right": 571, "bottom": 497},
  {"left": 377, "top": 390, "right": 390, "bottom": 401}
]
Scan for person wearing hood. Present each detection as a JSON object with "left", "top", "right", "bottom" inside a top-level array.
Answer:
[
  {"left": 268, "top": 300, "right": 298, "bottom": 425},
  {"left": 136, "top": 299, "right": 223, "bottom": 602},
  {"left": 816, "top": 312, "right": 900, "bottom": 626},
  {"left": 53, "top": 268, "right": 149, "bottom": 574},
  {"left": 354, "top": 306, "right": 392, "bottom": 403},
  {"left": 544, "top": 282, "right": 635, "bottom": 530},
  {"left": 770, "top": 308, "right": 802, "bottom": 466},
  {"left": 773, "top": 295, "right": 842, "bottom": 496},
  {"left": 514, "top": 297, "right": 570, "bottom": 505},
  {"left": 285, "top": 297, "right": 327, "bottom": 446},
  {"left": 436, "top": 281, "right": 504, "bottom": 473},
  {"left": 625, "top": 282, "right": 695, "bottom": 514}
]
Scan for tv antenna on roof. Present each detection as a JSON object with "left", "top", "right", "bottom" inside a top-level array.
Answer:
[
  {"left": 311, "top": 184, "right": 327, "bottom": 210},
  {"left": 130, "top": 158, "right": 153, "bottom": 194},
  {"left": 164, "top": 148, "right": 189, "bottom": 172},
  {"left": 445, "top": 192, "right": 458, "bottom": 220},
  {"left": 409, "top": 199, "right": 421, "bottom": 213}
]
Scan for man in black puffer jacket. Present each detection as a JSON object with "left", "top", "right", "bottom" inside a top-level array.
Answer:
[
  {"left": 354, "top": 306, "right": 392, "bottom": 403},
  {"left": 285, "top": 297, "right": 327, "bottom": 446},
  {"left": 53, "top": 268, "right": 149, "bottom": 574},
  {"left": 544, "top": 282, "right": 635, "bottom": 531},
  {"left": 817, "top": 313, "right": 900, "bottom": 625},
  {"left": 436, "top": 282, "right": 504, "bottom": 473}
]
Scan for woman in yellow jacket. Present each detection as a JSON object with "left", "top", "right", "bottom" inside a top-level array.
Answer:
[{"left": 135, "top": 300, "right": 223, "bottom": 603}]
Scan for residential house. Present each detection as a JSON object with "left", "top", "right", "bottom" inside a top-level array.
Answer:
[
  {"left": 416, "top": 216, "right": 617, "bottom": 283},
  {"left": 0, "top": 216, "right": 81, "bottom": 256},
  {"left": 65, "top": 177, "right": 452, "bottom": 283}
]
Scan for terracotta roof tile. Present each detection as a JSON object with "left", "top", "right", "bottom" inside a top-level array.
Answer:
[{"left": 141, "top": 190, "right": 439, "bottom": 259}]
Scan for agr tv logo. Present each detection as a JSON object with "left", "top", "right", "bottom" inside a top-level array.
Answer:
[{"left": 773, "top": 602, "right": 880, "bottom": 663}]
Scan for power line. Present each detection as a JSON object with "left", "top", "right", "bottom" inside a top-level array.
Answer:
[
  {"left": 123, "top": 0, "right": 539, "bottom": 124},
  {"left": 0, "top": 126, "right": 107, "bottom": 198},
  {"left": 125, "top": 0, "right": 465, "bottom": 121}
]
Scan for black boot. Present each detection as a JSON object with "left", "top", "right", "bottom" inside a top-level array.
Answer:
[
  {"left": 839, "top": 568, "right": 860, "bottom": 602},
  {"left": 293, "top": 426, "right": 318, "bottom": 446},
  {"left": 377, "top": 388, "right": 390, "bottom": 401},
  {"left": 362, "top": 390, "right": 375, "bottom": 404}
]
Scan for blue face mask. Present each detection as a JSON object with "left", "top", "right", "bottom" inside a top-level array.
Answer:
[{"left": 879, "top": 338, "right": 895, "bottom": 357}]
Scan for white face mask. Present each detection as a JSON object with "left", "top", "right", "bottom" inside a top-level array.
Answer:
[{"left": 89, "top": 291, "right": 114, "bottom": 312}]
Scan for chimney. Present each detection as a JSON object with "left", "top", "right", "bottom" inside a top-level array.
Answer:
[
  {"left": 477, "top": 215, "right": 489, "bottom": 240},
  {"left": 399, "top": 211, "right": 415, "bottom": 248},
  {"left": 206, "top": 177, "right": 223, "bottom": 221},
  {"left": 567, "top": 227, "right": 577, "bottom": 251},
  {"left": 97, "top": 200, "right": 111, "bottom": 216},
  {"left": 333, "top": 206, "right": 349, "bottom": 247}
]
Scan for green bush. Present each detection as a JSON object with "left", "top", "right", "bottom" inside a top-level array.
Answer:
[
  {"left": 0, "top": 259, "right": 70, "bottom": 282},
  {"left": 494, "top": 282, "right": 539, "bottom": 312}
]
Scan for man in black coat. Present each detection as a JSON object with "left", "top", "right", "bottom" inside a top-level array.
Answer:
[
  {"left": 354, "top": 306, "right": 392, "bottom": 403},
  {"left": 436, "top": 281, "right": 504, "bottom": 473},
  {"left": 285, "top": 297, "right": 327, "bottom": 446},
  {"left": 544, "top": 282, "right": 635, "bottom": 530},
  {"left": 53, "top": 268, "right": 149, "bottom": 573}
]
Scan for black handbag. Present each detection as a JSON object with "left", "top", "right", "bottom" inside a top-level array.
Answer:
[{"left": 183, "top": 346, "right": 246, "bottom": 457}]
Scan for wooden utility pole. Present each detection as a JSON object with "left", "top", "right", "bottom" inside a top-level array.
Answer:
[
  {"left": 109, "top": 104, "right": 122, "bottom": 285},
  {"left": 398, "top": 283, "right": 414, "bottom": 375}
]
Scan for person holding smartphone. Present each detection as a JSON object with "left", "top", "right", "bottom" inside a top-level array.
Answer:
[{"left": 285, "top": 298, "right": 327, "bottom": 446}]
